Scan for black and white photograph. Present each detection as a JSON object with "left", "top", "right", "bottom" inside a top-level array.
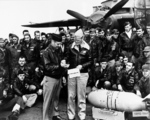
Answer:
[{"left": 0, "top": 0, "right": 150, "bottom": 120}]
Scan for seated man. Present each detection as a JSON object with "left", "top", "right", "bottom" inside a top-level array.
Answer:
[
  {"left": 117, "top": 61, "right": 139, "bottom": 93},
  {"left": 11, "top": 56, "right": 42, "bottom": 96},
  {"left": 13, "top": 70, "right": 42, "bottom": 108},
  {"left": 11, "top": 56, "right": 33, "bottom": 84},
  {"left": 93, "top": 58, "right": 111, "bottom": 90},
  {"left": 104, "top": 29, "right": 120, "bottom": 68},
  {"left": 0, "top": 70, "right": 25, "bottom": 120},
  {"left": 135, "top": 64, "right": 150, "bottom": 98},
  {"left": 111, "top": 61, "right": 123, "bottom": 90}
]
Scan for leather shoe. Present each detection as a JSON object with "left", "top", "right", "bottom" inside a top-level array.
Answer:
[
  {"left": 52, "top": 116, "right": 62, "bottom": 120},
  {"left": 8, "top": 110, "right": 19, "bottom": 120}
]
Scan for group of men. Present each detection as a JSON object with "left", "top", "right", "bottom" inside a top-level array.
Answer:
[{"left": 1, "top": 21, "right": 150, "bottom": 120}]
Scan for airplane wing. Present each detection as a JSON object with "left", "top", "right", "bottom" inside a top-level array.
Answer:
[{"left": 22, "top": 18, "right": 82, "bottom": 28}]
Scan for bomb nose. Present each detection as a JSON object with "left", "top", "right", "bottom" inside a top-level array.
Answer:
[{"left": 87, "top": 91, "right": 96, "bottom": 105}]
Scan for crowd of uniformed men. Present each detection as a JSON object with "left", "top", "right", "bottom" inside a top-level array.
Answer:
[{"left": 1, "top": 21, "right": 150, "bottom": 120}]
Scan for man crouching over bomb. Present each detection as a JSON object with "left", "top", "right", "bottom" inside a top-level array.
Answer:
[
  {"left": 135, "top": 64, "right": 150, "bottom": 110},
  {"left": 124, "top": 64, "right": 150, "bottom": 119},
  {"left": 0, "top": 69, "right": 25, "bottom": 120},
  {"left": 92, "top": 58, "right": 111, "bottom": 90}
]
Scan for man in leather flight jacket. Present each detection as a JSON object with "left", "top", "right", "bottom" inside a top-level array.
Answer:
[
  {"left": 66, "top": 29, "right": 91, "bottom": 120},
  {"left": 41, "top": 33, "right": 68, "bottom": 120}
]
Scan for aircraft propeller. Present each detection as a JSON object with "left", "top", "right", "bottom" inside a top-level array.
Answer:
[
  {"left": 67, "top": 10, "right": 87, "bottom": 22},
  {"left": 67, "top": 0, "right": 129, "bottom": 28},
  {"left": 67, "top": 10, "right": 93, "bottom": 27}
]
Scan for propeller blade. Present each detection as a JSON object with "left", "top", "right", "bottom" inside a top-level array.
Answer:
[
  {"left": 67, "top": 10, "right": 93, "bottom": 27},
  {"left": 67, "top": 10, "right": 87, "bottom": 21},
  {"left": 103, "top": 0, "right": 129, "bottom": 19}
]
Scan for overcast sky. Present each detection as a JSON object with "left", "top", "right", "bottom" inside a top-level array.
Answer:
[{"left": 0, "top": 0, "right": 103, "bottom": 38}]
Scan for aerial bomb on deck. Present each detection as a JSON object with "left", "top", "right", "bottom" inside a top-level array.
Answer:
[{"left": 88, "top": 89, "right": 150, "bottom": 112}]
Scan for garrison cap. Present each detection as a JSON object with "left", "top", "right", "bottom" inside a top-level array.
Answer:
[
  {"left": 12, "top": 34, "right": 19, "bottom": 39},
  {"left": 143, "top": 46, "right": 150, "bottom": 52},
  {"left": 75, "top": 29, "right": 84, "bottom": 38},
  {"left": 51, "top": 33, "right": 62, "bottom": 42},
  {"left": 100, "top": 58, "right": 108, "bottom": 62},
  {"left": 142, "top": 64, "right": 150, "bottom": 70}
]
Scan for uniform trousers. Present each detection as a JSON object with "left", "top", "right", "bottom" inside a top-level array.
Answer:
[
  {"left": 25, "top": 93, "right": 37, "bottom": 107},
  {"left": 67, "top": 73, "right": 89, "bottom": 120},
  {"left": 43, "top": 76, "right": 61, "bottom": 120},
  {"left": 0, "top": 96, "right": 25, "bottom": 111}
]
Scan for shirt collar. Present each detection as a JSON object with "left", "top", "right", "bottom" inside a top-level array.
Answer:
[
  {"left": 71, "top": 40, "right": 90, "bottom": 50},
  {"left": 125, "top": 30, "right": 132, "bottom": 38}
]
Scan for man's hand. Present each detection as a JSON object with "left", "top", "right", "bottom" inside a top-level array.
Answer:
[
  {"left": 3, "top": 90, "right": 7, "bottom": 98},
  {"left": 37, "top": 89, "right": 43, "bottom": 95},
  {"left": 60, "top": 60, "right": 66, "bottom": 67},
  {"left": 118, "top": 85, "right": 123, "bottom": 91},
  {"left": 60, "top": 60, "right": 70, "bottom": 68},
  {"left": 76, "top": 65, "right": 82, "bottom": 70},
  {"left": 136, "top": 90, "right": 142, "bottom": 97},
  {"left": 22, "top": 95, "right": 27, "bottom": 103},
  {"left": 92, "top": 86, "right": 98, "bottom": 91},
  {"left": 35, "top": 67, "right": 39, "bottom": 72}
]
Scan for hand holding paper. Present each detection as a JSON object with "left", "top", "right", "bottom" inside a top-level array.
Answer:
[{"left": 68, "top": 68, "right": 80, "bottom": 78}]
